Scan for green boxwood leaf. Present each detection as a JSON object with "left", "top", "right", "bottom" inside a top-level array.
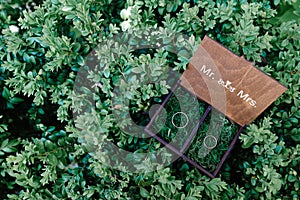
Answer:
[
  {"left": 140, "top": 187, "right": 150, "bottom": 198},
  {"left": 61, "top": 6, "right": 73, "bottom": 12},
  {"left": 2, "top": 87, "right": 10, "bottom": 100},
  {"left": 9, "top": 97, "right": 24, "bottom": 104},
  {"left": 2, "top": 147, "right": 17, "bottom": 153}
]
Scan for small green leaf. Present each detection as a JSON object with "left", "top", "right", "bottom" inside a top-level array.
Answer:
[
  {"left": 61, "top": 6, "right": 73, "bottom": 12},
  {"left": 103, "top": 69, "right": 110, "bottom": 78},
  {"left": 132, "top": 67, "right": 143, "bottom": 73},
  {"left": 2, "top": 87, "right": 10, "bottom": 100},
  {"left": 140, "top": 187, "right": 150, "bottom": 198},
  {"left": 45, "top": 140, "right": 56, "bottom": 150},
  {"left": 282, "top": 112, "right": 288, "bottom": 120},
  {"left": 72, "top": 43, "right": 81, "bottom": 52},
  {"left": 51, "top": 0, "right": 59, "bottom": 4},
  {"left": 66, "top": 15, "right": 76, "bottom": 20},
  {"left": 158, "top": 7, "right": 164, "bottom": 15},
  {"left": 46, "top": 126, "right": 55, "bottom": 132},
  {"left": 291, "top": 131, "right": 300, "bottom": 142},
  {"left": 242, "top": 136, "right": 255, "bottom": 148},
  {"left": 288, "top": 174, "right": 297, "bottom": 182},
  {"left": 290, "top": 118, "right": 298, "bottom": 124},
  {"left": 38, "top": 108, "right": 45, "bottom": 115},
  {"left": 1, "top": 139, "right": 9, "bottom": 148},
  {"left": 284, "top": 121, "right": 292, "bottom": 128},
  {"left": 166, "top": 3, "right": 173, "bottom": 12},
  {"left": 178, "top": 50, "right": 190, "bottom": 59},
  {"left": 48, "top": 154, "right": 58, "bottom": 165},
  {"left": 8, "top": 140, "right": 20, "bottom": 146},
  {"left": 251, "top": 177, "right": 257, "bottom": 186},
  {"left": 281, "top": 39, "right": 289, "bottom": 47},
  {"left": 77, "top": 56, "right": 85, "bottom": 66},
  {"left": 2, "top": 147, "right": 17, "bottom": 153},
  {"left": 7, "top": 102, "right": 14, "bottom": 109},
  {"left": 179, "top": 163, "right": 189, "bottom": 172},
  {"left": 10, "top": 97, "right": 24, "bottom": 104},
  {"left": 255, "top": 186, "right": 264, "bottom": 193}
]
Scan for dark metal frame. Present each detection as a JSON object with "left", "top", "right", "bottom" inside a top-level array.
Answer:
[{"left": 144, "top": 80, "right": 247, "bottom": 178}]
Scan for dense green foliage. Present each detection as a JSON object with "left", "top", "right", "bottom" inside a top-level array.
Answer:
[{"left": 0, "top": 0, "right": 299, "bottom": 199}]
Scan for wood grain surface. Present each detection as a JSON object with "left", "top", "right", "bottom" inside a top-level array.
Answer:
[{"left": 180, "top": 36, "right": 287, "bottom": 126}]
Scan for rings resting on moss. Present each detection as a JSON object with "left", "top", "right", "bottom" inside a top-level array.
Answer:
[
  {"left": 171, "top": 112, "right": 189, "bottom": 129},
  {"left": 203, "top": 135, "right": 218, "bottom": 149}
]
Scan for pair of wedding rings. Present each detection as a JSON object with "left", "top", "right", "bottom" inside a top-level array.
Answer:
[{"left": 171, "top": 112, "right": 217, "bottom": 149}]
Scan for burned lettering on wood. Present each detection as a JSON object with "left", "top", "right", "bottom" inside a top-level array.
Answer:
[{"left": 180, "top": 36, "right": 287, "bottom": 126}]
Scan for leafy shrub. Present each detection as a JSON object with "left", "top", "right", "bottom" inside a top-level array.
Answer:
[{"left": 0, "top": 0, "right": 299, "bottom": 199}]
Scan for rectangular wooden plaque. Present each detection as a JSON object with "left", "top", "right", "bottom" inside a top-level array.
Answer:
[{"left": 180, "top": 36, "right": 287, "bottom": 126}]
